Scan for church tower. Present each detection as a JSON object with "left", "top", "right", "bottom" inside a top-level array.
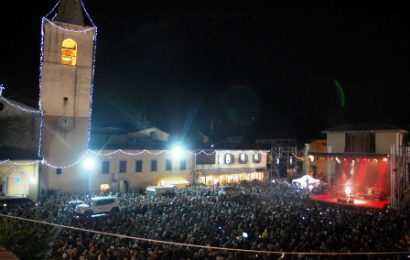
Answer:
[{"left": 39, "top": 0, "right": 97, "bottom": 192}]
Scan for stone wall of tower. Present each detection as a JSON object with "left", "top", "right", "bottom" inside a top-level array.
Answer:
[
  {"left": 39, "top": 19, "right": 96, "bottom": 188},
  {"left": 40, "top": 21, "right": 95, "bottom": 118}
]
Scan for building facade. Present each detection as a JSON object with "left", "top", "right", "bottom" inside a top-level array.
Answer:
[
  {"left": 39, "top": 0, "right": 97, "bottom": 192},
  {"left": 195, "top": 149, "right": 268, "bottom": 185},
  {"left": 0, "top": 96, "right": 41, "bottom": 199},
  {"left": 1, "top": 0, "right": 270, "bottom": 198},
  {"left": 306, "top": 123, "right": 408, "bottom": 208}
]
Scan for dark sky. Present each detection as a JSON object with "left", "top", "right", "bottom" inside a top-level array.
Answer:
[{"left": 1, "top": 0, "right": 409, "bottom": 142}]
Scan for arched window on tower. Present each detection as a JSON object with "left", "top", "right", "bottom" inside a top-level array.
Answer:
[{"left": 61, "top": 39, "right": 77, "bottom": 66}]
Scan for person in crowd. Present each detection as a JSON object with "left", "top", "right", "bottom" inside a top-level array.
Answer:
[{"left": 1, "top": 180, "right": 409, "bottom": 259}]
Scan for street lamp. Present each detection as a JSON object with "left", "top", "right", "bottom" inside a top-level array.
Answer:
[
  {"left": 82, "top": 156, "right": 96, "bottom": 195},
  {"left": 171, "top": 144, "right": 185, "bottom": 161},
  {"left": 170, "top": 143, "right": 195, "bottom": 185}
]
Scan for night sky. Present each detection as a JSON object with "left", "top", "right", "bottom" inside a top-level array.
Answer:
[{"left": 1, "top": 0, "right": 409, "bottom": 142}]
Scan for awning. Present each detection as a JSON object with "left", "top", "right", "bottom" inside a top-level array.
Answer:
[
  {"left": 196, "top": 167, "right": 265, "bottom": 175},
  {"left": 160, "top": 176, "right": 189, "bottom": 185}
]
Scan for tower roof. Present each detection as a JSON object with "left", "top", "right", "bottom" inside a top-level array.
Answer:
[{"left": 54, "top": 0, "right": 85, "bottom": 26}]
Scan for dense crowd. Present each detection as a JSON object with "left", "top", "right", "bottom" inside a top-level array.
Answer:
[{"left": 1, "top": 180, "right": 410, "bottom": 259}]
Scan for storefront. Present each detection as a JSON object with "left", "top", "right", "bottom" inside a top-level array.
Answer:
[
  {"left": 159, "top": 176, "right": 189, "bottom": 188},
  {"left": 196, "top": 168, "right": 266, "bottom": 186}
]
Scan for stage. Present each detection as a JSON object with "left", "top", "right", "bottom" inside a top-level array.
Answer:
[{"left": 310, "top": 194, "right": 389, "bottom": 209}]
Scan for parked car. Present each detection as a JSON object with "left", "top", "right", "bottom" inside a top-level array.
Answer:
[
  {"left": 217, "top": 186, "right": 241, "bottom": 197},
  {"left": 68, "top": 199, "right": 85, "bottom": 208},
  {"left": 74, "top": 196, "right": 120, "bottom": 216},
  {"left": 145, "top": 185, "right": 176, "bottom": 197}
]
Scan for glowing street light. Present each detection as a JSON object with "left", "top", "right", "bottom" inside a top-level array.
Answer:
[
  {"left": 83, "top": 156, "right": 95, "bottom": 171},
  {"left": 82, "top": 156, "right": 96, "bottom": 194},
  {"left": 171, "top": 144, "right": 185, "bottom": 160}
]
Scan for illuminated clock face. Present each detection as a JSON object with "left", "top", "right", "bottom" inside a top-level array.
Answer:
[{"left": 58, "top": 116, "right": 74, "bottom": 130}]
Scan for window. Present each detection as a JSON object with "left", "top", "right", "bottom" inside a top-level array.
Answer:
[
  {"left": 196, "top": 150, "right": 216, "bottom": 164},
  {"left": 56, "top": 168, "right": 62, "bottom": 175},
  {"left": 180, "top": 159, "right": 186, "bottom": 170},
  {"left": 119, "top": 160, "right": 127, "bottom": 173},
  {"left": 345, "top": 133, "right": 375, "bottom": 153},
  {"left": 102, "top": 161, "right": 110, "bottom": 174},
  {"left": 253, "top": 153, "right": 261, "bottom": 163},
  {"left": 239, "top": 153, "right": 248, "bottom": 164},
  {"left": 224, "top": 153, "right": 234, "bottom": 164},
  {"left": 151, "top": 160, "right": 158, "bottom": 172},
  {"left": 218, "top": 155, "right": 224, "bottom": 164},
  {"left": 166, "top": 160, "right": 172, "bottom": 171},
  {"left": 135, "top": 160, "right": 143, "bottom": 172},
  {"left": 61, "top": 38, "right": 77, "bottom": 66}
]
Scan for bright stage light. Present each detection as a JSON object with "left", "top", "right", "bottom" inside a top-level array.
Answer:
[{"left": 345, "top": 186, "right": 352, "bottom": 196}]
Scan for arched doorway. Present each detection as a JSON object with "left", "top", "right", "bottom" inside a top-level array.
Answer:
[
  {"left": 119, "top": 180, "right": 129, "bottom": 193},
  {"left": 6, "top": 170, "right": 29, "bottom": 197}
]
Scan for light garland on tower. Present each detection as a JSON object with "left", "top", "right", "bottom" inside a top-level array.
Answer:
[
  {"left": 38, "top": 0, "right": 98, "bottom": 161},
  {"left": 87, "top": 27, "right": 98, "bottom": 149},
  {"left": 43, "top": 18, "right": 96, "bottom": 33},
  {"left": 37, "top": 17, "right": 46, "bottom": 157},
  {"left": 44, "top": 0, "right": 60, "bottom": 18},
  {"left": 1, "top": 1, "right": 271, "bottom": 170},
  {"left": 80, "top": 0, "right": 96, "bottom": 27}
]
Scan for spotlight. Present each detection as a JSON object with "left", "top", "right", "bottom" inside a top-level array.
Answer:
[
  {"left": 171, "top": 144, "right": 185, "bottom": 160},
  {"left": 345, "top": 186, "right": 351, "bottom": 196},
  {"left": 82, "top": 156, "right": 95, "bottom": 171}
]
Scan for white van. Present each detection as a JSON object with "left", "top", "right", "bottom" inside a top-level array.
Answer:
[
  {"left": 75, "top": 196, "right": 120, "bottom": 215},
  {"left": 217, "top": 186, "right": 241, "bottom": 197},
  {"left": 146, "top": 185, "right": 176, "bottom": 196}
]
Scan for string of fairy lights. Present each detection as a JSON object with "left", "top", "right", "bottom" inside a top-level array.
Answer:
[
  {"left": 37, "top": 0, "right": 98, "bottom": 158},
  {"left": 1, "top": 1, "right": 337, "bottom": 170},
  {"left": 0, "top": 1, "right": 273, "bottom": 170},
  {"left": 3, "top": 82, "right": 382, "bottom": 169},
  {"left": 0, "top": 147, "right": 270, "bottom": 168},
  {"left": 1, "top": 85, "right": 270, "bottom": 168}
]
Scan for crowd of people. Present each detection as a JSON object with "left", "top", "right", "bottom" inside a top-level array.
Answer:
[{"left": 1, "top": 180, "right": 410, "bottom": 259}]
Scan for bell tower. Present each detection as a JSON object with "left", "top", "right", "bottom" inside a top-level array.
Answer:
[{"left": 39, "top": 0, "right": 97, "bottom": 191}]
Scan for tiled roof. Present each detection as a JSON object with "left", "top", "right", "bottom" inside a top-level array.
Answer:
[
  {"left": 0, "top": 147, "right": 41, "bottom": 160},
  {"left": 89, "top": 137, "right": 168, "bottom": 150},
  {"left": 323, "top": 123, "right": 407, "bottom": 133}
]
